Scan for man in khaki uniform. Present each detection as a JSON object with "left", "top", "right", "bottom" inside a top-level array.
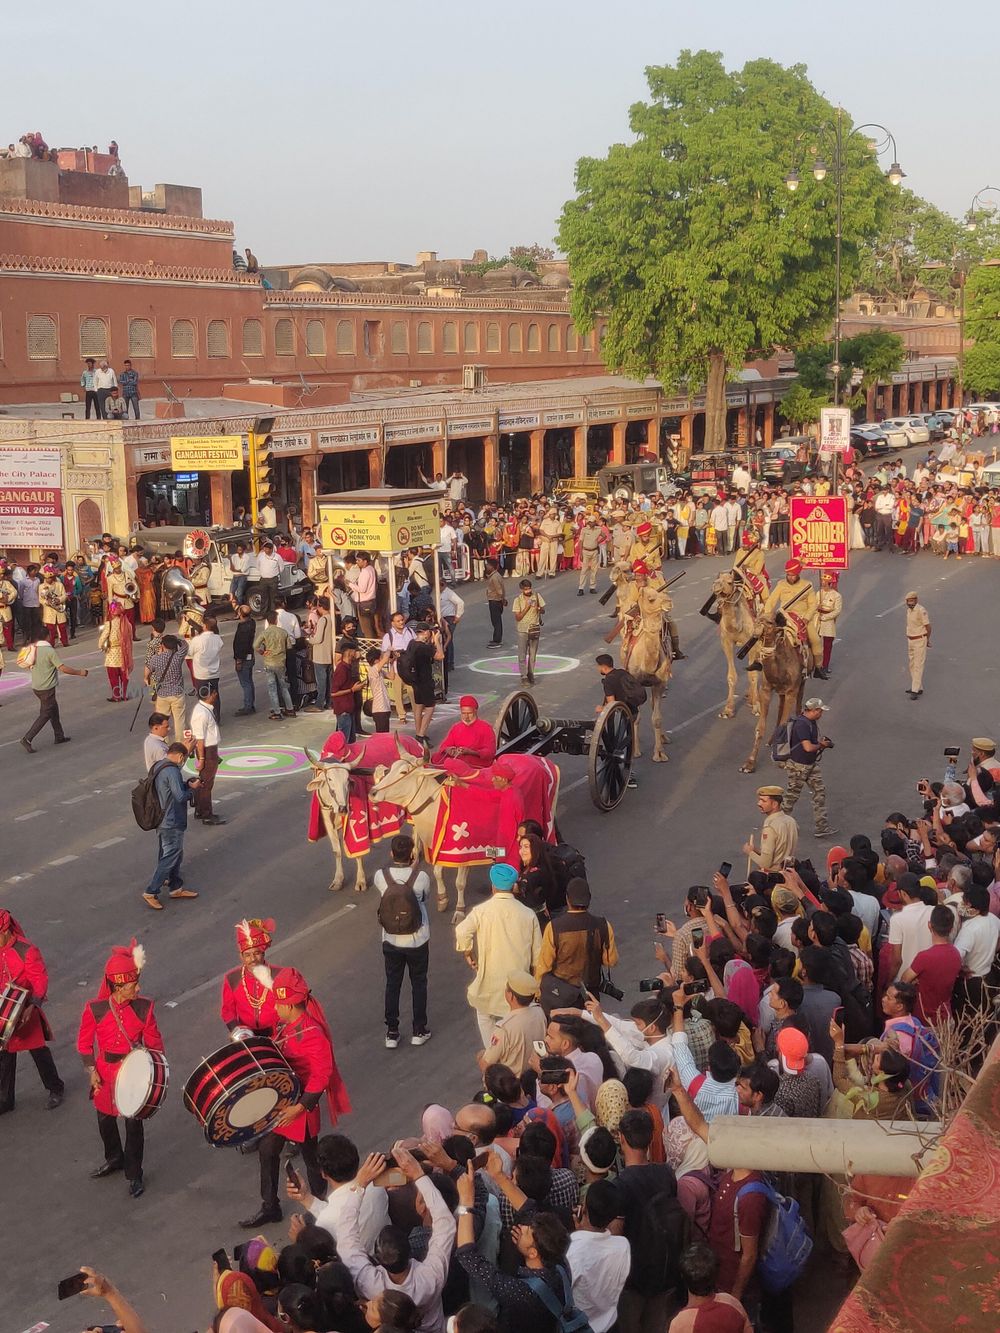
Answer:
[
  {"left": 476, "top": 970, "right": 546, "bottom": 1077},
  {"left": 743, "top": 785, "right": 799, "bottom": 872},
  {"left": 904, "top": 591, "right": 931, "bottom": 699},
  {"left": 762, "top": 558, "right": 827, "bottom": 679},
  {"left": 536, "top": 509, "right": 562, "bottom": 579},
  {"left": 577, "top": 515, "right": 604, "bottom": 594},
  {"left": 617, "top": 561, "right": 681, "bottom": 660}
]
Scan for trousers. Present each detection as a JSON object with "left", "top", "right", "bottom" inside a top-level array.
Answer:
[
  {"left": 236, "top": 660, "right": 256, "bottom": 710},
  {"left": 578, "top": 549, "right": 600, "bottom": 588},
  {"left": 0, "top": 1045, "right": 64, "bottom": 1110},
  {"left": 25, "top": 687, "right": 65, "bottom": 742},
  {"left": 781, "top": 759, "right": 830, "bottom": 833},
  {"left": 156, "top": 692, "right": 187, "bottom": 740},
  {"left": 145, "top": 826, "right": 186, "bottom": 897},
  {"left": 98, "top": 1111, "right": 144, "bottom": 1180},
  {"left": 907, "top": 637, "right": 927, "bottom": 692},
  {"left": 517, "top": 631, "right": 541, "bottom": 681},
  {"left": 193, "top": 743, "right": 219, "bottom": 818},
  {"left": 265, "top": 666, "right": 293, "bottom": 713},
  {"left": 383, "top": 942, "right": 429, "bottom": 1035},
  {"left": 258, "top": 1130, "right": 323, "bottom": 1208},
  {"left": 488, "top": 601, "right": 504, "bottom": 644}
]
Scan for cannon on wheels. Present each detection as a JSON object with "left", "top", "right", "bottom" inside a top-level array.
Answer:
[{"left": 493, "top": 690, "right": 635, "bottom": 812}]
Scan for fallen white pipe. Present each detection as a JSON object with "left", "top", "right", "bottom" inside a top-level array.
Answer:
[{"left": 707, "top": 1116, "right": 942, "bottom": 1177}]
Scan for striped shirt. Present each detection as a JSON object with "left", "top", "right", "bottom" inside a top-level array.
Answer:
[{"left": 672, "top": 1032, "right": 740, "bottom": 1122}]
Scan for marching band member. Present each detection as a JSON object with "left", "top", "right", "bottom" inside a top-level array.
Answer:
[
  {"left": 0, "top": 558, "right": 18, "bottom": 651},
  {"left": 105, "top": 553, "right": 137, "bottom": 632},
  {"left": 77, "top": 942, "right": 164, "bottom": 1198},
  {"left": 221, "top": 918, "right": 281, "bottom": 1037},
  {"left": 430, "top": 695, "right": 497, "bottom": 775},
  {"left": 240, "top": 966, "right": 351, "bottom": 1228},
  {"left": 0, "top": 909, "right": 64, "bottom": 1115},
  {"left": 98, "top": 600, "right": 134, "bottom": 701},
  {"left": 40, "top": 564, "right": 68, "bottom": 646}
]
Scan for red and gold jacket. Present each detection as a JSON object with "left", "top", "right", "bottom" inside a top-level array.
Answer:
[
  {"left": 77, "top": 995, "right": 164, "bottom": 1116},
  {"left": 1, "top": 935, "right": 52, "bottom": 1052}
]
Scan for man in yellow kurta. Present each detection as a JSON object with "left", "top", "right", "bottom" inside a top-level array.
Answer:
[
  {"left": 455, "top": 863, "right": 542, "bottom": 1046},
  {"left": 733, "top": 531, "right": 770, "bottom": 605},
  {"left": 626, "top": 519, "right": 664, "bottom": 571},
  {"left": 763, "top": 558, "right": 827, "bottom": 678}
]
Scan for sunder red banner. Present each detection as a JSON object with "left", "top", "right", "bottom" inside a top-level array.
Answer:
[{"left": 789, "top": 496, "right": 849, "bottom": 570}]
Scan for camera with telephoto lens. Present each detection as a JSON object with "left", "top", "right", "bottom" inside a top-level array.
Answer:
[{"left": 598, "top": 975, "right": 624, "bottom": 1002}]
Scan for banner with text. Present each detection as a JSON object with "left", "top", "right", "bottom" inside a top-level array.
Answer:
[
  {"left": 318, "top": 499, "right": 440, "bottom": 552},
  {"left": 170, "top": 435, "right": 244, "bottom": 471},
  {"left": 790, "top": 496, "right": 849, "bottom": 570},
  {"left": 0, "top": 446, "right": 63, "bottom": 547},
  {"left": 818, "top": 406, "right": 852, "bottom": 457}
]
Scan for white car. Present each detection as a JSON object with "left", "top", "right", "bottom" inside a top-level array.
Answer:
[
  {"left": 857, "top": 420, "right": 909, "bottom": 450},
  {"left": 882, "top": 417, "right": 931, "bottom": 446}
]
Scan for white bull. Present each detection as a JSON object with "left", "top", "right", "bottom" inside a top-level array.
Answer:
[{"left": 305, "top": 747, "right": 371, "bottom": 894}]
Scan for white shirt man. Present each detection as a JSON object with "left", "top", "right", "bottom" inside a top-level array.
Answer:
[
  {"left": 888, "top": 898, "right": 934, "bottom": 977},
  {"left": 874, "top": 491, "right": 895, "bottom": 517},
  {"left": 256, "top": 548, "right": 284, "bottom": 580},
  {"left": 121, "top": 550, "right": 138, "bottom": 576},
  {"left": 300, "top": 1178, "right": 390, "bottom": 1257},
  {"left": 566, "top": 1221, "right": 631, "bottom": 1333},
  {"left": 710, "top": 501, "right": 729, "bottom": 533},
  {"left": 955, "top": 911, "right": 1000, "bottom": 977},
  {"left": 587, "top": 1009, "right": 675, "bottom": 1107},
  {"left": 258, "top": 500, "right": 277, "bottom": 528},
  {"left": 190, "top": 695, "right": 221, "bottom": 748},
  {"left": 143, "top": 724, "right": 170, "bottom": 772},
  {"left": 276, "top": 606, "right": 301, "bottom": 640},
  {"left": 439, "top": 585, "right": 465, "bottom": 621},
  {"left": 731, "top": 464, "right": 752, "bottom": 493},
  {"left": 447, "top": 472, "right": 469, "bottom": 503},
  {"left": 725, "top": 497, "right": 743, "bottom": 534},
  {"left": 93, "top": 362, "right": 117, "bottom": 390},
  {"left": 187, "top": 627, "right": 224, "bottom": 682},
  {"left": 231, "top": 549, "right": 256, "bottom": 575},
  {"left": 438, "top": 521, "right": 457, "bottom": 556}
]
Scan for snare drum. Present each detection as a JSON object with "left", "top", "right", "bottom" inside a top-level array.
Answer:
[
  {"left": 0, "top": 983, "right": 30, "bottom": 1051},
  {"left": 183, "top": 1037, "right": 300, "bottom": 1147},
  {"left": 114, "top": 1047, "right": 170, "bottom": 1120}
]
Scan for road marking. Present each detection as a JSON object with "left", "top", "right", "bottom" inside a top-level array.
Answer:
[
  {"left": 93, "top": 836, "right": 126, "bottom": 849},
  {"left": 165, "top": 902, "right": 358, "bottom": 1008},
  {"left": 61, "top": 794, "right": 93, "bottom": 805},
  {"left": 6, "top": 873, "right": 34, "bottom": 884},
  {"left": 49, "top": 855, "right": 79, "bottom": 866},
  {"left": 14, "top": 810, "right": 45, "bottom": 822},
  {"left": 106, "top": 778, "right": 135, "bottom": 791}
]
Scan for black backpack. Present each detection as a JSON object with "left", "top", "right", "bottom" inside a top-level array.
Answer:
[
  {"left": 131, "top": 760, "right": 171, "bottom": 832},
  {"left": 548, "top": 842, "right": 587, "bottom": 896},
  {"left": 628, "top": 1188, "right": 690, "bottom": 1297},
  {"left": 618, "top": 670, "right": 648, "bottom": 710},
  {"left": 396, "top": 643, "right": 419, "bottom": 687},
  {"left": 377, "top": 866, "right": 423, "bottom": 934}
]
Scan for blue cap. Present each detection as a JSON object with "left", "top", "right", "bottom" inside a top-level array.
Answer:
[{"left": 490, "top": 863, "right": 518, "bottom": 891}]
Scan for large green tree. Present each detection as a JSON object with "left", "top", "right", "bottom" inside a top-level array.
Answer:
[
  {"left": 792, "top": 330, "right": 905, "bottom": 409},
  {"left": 858, "top": 190, "right": 969, "bottom": 303},
  {"left": 964, "top": 263, "right": 1000, "bottom": 396},
  {"left": 558, "top": 50, "right": 891, "bottom": 449}
]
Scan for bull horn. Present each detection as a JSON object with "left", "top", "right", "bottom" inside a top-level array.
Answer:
[
  {"left": 395, "top": 732, "right": 408, "bottom": 760},
  {"left": 304, "top": 747, "right": 319, "bottom": 766}
]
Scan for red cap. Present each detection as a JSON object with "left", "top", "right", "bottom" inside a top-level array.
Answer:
[
  {"left": 103, "top": 941, "right": 144, "bottom": 990},
  {"left": 635, "top": 521, "right": 653, "bottom": 537},
  {"left": 324, "top": 732, "right": 348, "bottom": 758},
  {"left": 785, "top": 559, "right": 802, "bottom": 576},
  {"left": 826, "top": 846, "right": 850, "bottom": 874},
  {"left": 236, "top": 918, "right": 274, "bottom": 953},
  {"left": 459, "top": 695, "right": 479, "bottom": 710},
  {"left": 631, "top": 560, "right": 650, "bottom": 577},
  {"left": 882, "top": 884, "right": 904, "bottom": 910},
  {"left": 776, "top": 1026, "right": 808, "bottom": 1073},
  {"left": 272, "top": 967, "right": 310, "bottom": 1005}
]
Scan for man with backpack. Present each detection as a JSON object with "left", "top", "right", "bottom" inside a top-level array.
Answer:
[
  {"left": 776, "top": 698, "right": 837, "bottom": 838},
  {"left": 139, "top": 742, "right": 200, "bottom": 911},
  {"left": 614, "top": 1107, "right": 686, "bottom": 1333},
  {"left": 594, "top": 654, "right": 642, "bottom": 789},
  {"left": 373, "top": 834, "right": 432, "bottom": 1049},
  {"left": 535, "top": 878, "right": 618, "bottom": 1018}
]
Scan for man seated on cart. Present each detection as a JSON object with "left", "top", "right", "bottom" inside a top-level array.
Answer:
[{"left": 430, "top": 695, "right": 496, "bottom": 776}]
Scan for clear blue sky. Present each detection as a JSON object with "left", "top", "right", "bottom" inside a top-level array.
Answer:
[{"left": 8, "top": 0, "right": 992, "bottom": 264}]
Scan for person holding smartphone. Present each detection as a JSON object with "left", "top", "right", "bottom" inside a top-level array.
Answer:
[{"left": 779, "top": 698, "right": 838, "bottom": 839}]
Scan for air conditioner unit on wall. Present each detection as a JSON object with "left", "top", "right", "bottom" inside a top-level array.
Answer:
[{"left": 462, "top": 364, "right": 488, "bottom": 391}]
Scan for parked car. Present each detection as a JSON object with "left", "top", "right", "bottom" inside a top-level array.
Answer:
[
  {"left": 916, "top": 412, "right": 951, "bottom": 440},
  {"left": 858, "top": 421, "right": 909, "bottom": 450},
  {"left": 761, "top": 444, "right": 809, "bottom": 483},
  {"left": 850, "top": 427, "right": 890, "bottom": 458},
  {"left": 132, "top": 525, "right": 315, "bottom": 614},
  {"left": 881, "top": 417, "right": 931, "bottom": 446}
]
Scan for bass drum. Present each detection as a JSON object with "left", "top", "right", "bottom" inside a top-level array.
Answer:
[
  {"left": 0, "top": 983, "right": 30, "bottom": 1051},
  {"left": 114, "top": 1047, "right": 170, "bottom": 1120},
  {"left": 183, "top": 529, "right": 211, "bottom": 560},
  {"left": 183, "top": 1037, "right": 300, "bottom": 1147}
]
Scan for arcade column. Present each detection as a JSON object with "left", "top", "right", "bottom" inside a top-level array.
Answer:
[
  {"left": 210, "top": 471, "right": 233, "bottom": 527},
  {"left": 529, "top": 428, "right": 545, "bottom": 493},
  {"left": 484, "top": 434, "right": 500, "bottom": 500},
  {"left": 763, "top": 403, "right": 775, "bottom": 446},
  {"left": 571, "top": 424, "right": 587, "bottom": 478},
  {"left": 611, "top": 419, "right": 626, "bottom": 464},
  {"left": 299, "top": 455, "right": 319, "bottom": 527},
  {"left": 431, "top": 439, "right": 446, "bottom": 478},
  {"left": 368, "top": 447, "right": 384, "bottom": 488}
]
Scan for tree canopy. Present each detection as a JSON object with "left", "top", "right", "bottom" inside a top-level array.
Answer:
[
  {"left": 792, "top": 330, "right": 905, "bottom": 408},
  {"left": 964, "top": 263, "right": 1000, "bottom": 397},
  {"left": 558, "top": 49, "right": 891, "bottom": 448},
  {"left": 466, "top": 243, "right": 555, "bottom": 276}
]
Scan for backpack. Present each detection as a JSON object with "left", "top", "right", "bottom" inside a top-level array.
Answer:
[
  {"left": 376, "top": 865, "right": 423, "bottom": 934},
  {"left": 395, "top": 643, "right": 419, "bottom": 687},
  {"left": 16, "top": 643, "right": 37, "bottom": 669},
  {"left": 548, "top": 842, "right": 587, "bottom": 896},
  {"left": 628, "top": 1188, "right": 690, "bottom": 1296},
  {"left": 770, "top": 720, "right": 792, "bottom": 764},
  {"left": 735, "top": 1179, "right": 813, "bottom": 1293},
  {"left": 618, "top": 669, "right": 647, "bottom": 710},
  {"left": 131, "top": 760, "right": 171, "bottom": 832},
  {"left": 891, "top": 1017, "right": 941, "bottom": 1114},
  {"left": 523, "top": 1264, "right": 594, "bottom": 1333}
]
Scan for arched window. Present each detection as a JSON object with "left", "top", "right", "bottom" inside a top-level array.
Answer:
[
  {"left": 463, "top": 321, "right": 478, "bottom": 353},
  {"left": 26, "top": 314, "right": 57, "bottom": 359},
  {"left": 171, "top": 319, "right": 196, "bottom": 358},
  {"left": 566, "top": 325, "right": 578, "bottom": 352},
  {"left": 128, "top": 318, "right": 153, "bottom": 358},
  {"left": 274, "top": 319, "right": 294, "bottom": 356},
  {"left": 306, "top": 320, "right": 326, "bottom": 355},
  {"left": 417, "top": 321, "right": 433, "bottom": 353},
  {"left": 336, "top": 319, "right": 355, "bottom": 354},
  {"left": 80, "top": 316, "right": 109, "bottom": 358},
  {"left": 598, "top": 323, "right": 608, "bottom": 348},
  {"left": 442, "top": 321, "right": 458, "bottom": 353},
  {"left": 547, "top": 323, "right": 560, "bottom": 352},
  {"left": 206, "top": 320, "right": 230, "bottom": 358},
  {"left": 582, "top": 331, "right": 593, "bottom": 351},
  {"left": 486, "top": 322, "right": 501, "bottom": 352},
  {"left": 508, "top": 324, "right": 523, "bottom": 353},
  {"left": 526, "top": 323, "right": 540, "bottom": 352},
  {"left": 391, "top": 321, "right": 408, "bottom": 353},
  {"left": 242, "top": 319, "right": 263, "bottom": 356}
]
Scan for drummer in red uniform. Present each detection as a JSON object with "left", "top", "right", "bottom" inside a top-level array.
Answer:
[
  {"left": 240, "top": 965, "right": 351, "bottom": 1229},
  {"left": 220, "top": 918, "right": 281, "bottom": 1037},
  {"left": 77, "top": 943, "right": 164, "bottom": 1199},
  {"left": 430, "top": 695, "right": 497, "bottom": 776},
  {"left": 0, "top": 909, "right": 65, "bottom": 1115}
]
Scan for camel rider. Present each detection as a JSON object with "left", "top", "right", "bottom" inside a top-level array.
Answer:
[
  {"left": 762, "top": 558, "right": 828, "bottom": 680},
  {"left": 699, "top": 530, "right": 770, "bottom": 625},
  {"left": 626, "top": 519, "right": 664, "bottom": 571},
  {"left": 619, "top": 561, "right": 681, "bottom": 661}
]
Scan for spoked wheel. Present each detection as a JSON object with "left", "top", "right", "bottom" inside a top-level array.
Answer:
[
  {"left": 494, "top": 690, "right": 539, "bottom": 751},
  {"left": 588, "top": 701, "right": 634, "bottom": 811}
]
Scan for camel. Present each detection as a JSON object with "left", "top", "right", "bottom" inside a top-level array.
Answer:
[
  {"left": 619, "top": 587, "right": 672, "bottom": 763},
  {"left": 710, "top": 569, "right": 761, "bottom": 720},
  {"left": 739, "top": 611, "right": 808, "bottom": 774}
]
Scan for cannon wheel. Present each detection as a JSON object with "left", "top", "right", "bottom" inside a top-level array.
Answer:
[
  {"left": 494, "top": 690, "right": 539, "bottom": 750},
  {"left": 588, "top": 701, "right": 634, "bottom": 811}
]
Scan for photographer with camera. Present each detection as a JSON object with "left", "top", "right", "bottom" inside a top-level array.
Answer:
[
  {"left": 779, "top": 697, "right": 837, "bottom": 838},
  {"left": 535, "top": 878, "right": 619, "bottom": 1017}
]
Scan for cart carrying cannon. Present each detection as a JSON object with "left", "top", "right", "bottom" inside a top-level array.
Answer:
[{"left": 493, "top": 690, "right": 635, "bottom": 813}]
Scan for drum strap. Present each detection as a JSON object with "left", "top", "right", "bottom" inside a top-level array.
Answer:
[{"left": 108, "top": 1000, "right": 139, "bottom": 1055}]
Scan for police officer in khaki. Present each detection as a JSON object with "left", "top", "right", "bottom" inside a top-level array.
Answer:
[
  {"left": 743, "top": 785, "right": 799, "bottom": 872},
  {"left": 904, "top": 590, "right": 931, "bottom": 699}
]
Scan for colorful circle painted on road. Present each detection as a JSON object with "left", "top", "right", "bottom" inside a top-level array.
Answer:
[
  {"left": 466, "top": 654, "right": 579, "bottom": 677},
  {"left": 184, "top": 745, "right": 310, "bottom": 780}
]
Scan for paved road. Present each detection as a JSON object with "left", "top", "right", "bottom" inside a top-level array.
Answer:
[{"left": 4, "top": 544, "right": 994, "bottom": 1333}]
